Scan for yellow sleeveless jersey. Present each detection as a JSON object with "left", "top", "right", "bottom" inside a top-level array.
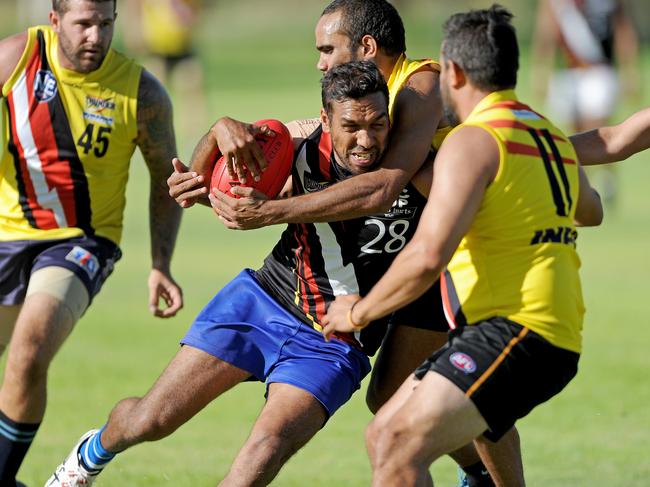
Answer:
[
  {"left": 441, "top": 90, "right": 584, "bottom": 353},
  {"left": 1, "top": 26, "right": 141, "bottom": 245},
  {"left": 141, "top": 0, "right": 196, "bottom": 56},
  {"left": 386, "top": 54, "right": 451, "bottom": 149}
]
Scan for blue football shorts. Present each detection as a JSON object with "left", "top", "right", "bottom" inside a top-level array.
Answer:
[{"left": 181, "top": 269, "right": 371, "bottom": 418}]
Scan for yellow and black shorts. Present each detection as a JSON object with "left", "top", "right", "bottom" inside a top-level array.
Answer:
[{"left": 414, "top": 316, "right": 579, "bottom": 441}]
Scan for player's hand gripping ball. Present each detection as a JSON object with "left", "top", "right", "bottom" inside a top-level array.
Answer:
[{"left": 211, "top": 119, "right": 293, "bottom": 198}]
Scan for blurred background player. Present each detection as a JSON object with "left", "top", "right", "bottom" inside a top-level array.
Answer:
[
  {"left": 124, "top": 0, "right": 207, "bottom": 141},
  {"left": 531, "top": 0, "right": 641, "bottom": 205},
  {"left": 16, "top": 0, "right": 50, "bottom": 26},
  {"left": 0, "top": 0, "right": 183, "bottom": 484}
]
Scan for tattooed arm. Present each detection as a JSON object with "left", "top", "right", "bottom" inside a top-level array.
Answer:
[{"left": 136, "top": 69, "right": 183, "bottom": 318}]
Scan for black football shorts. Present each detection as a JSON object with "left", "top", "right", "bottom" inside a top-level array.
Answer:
[
  {"left": 414, "top": 316, "right": 580, "bottom": 441},
  {"left": 390, "top": 279, "right": 449, "bottom": 332}
]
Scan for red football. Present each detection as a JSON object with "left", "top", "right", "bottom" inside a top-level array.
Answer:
[{"left": 210, "top": 119, "right": 293, "bottom": 199}]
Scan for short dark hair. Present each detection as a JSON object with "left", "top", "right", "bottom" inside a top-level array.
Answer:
[
  {"left": 52, "top": 0, "right": 116, "bottom": 15},
  {"left": 321, "top": 60, "right": 389, "bottom": 115},
  {"left": 441, "top": 4, "right": 518, "bottom": 91},
  {"left": 322, "top": 0, "right": 406, "bottom": 57}
]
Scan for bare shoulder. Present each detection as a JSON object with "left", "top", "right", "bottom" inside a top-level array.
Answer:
[
  {"left": 438, "top": 125, "right": 499, "bottom": 180},
  {"left": 391, "top": 67, "right": 441, "bottom": 127},
  {"left": 0, "top": 32, "right": 28, "bottom": 92},
  {"left": 137, "top": 69, "right": 172, "bottom": 124},
  {"left": 136, "top": 69, "right": 176, "bottom": 163},
  {"left": 286, "top": 118, "right": 320, "bottom": 139},
  {"left": 399, "top": 67, "right": 440, "bottom": 100}
]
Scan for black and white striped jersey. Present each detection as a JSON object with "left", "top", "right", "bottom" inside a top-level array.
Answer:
[{"left": 256, "top": 126, "right": 428, "bottom": 356}]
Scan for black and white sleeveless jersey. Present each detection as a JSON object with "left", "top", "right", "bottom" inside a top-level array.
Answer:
[{"left": 256, "top": 126, "right": 428, "bottom": 356}]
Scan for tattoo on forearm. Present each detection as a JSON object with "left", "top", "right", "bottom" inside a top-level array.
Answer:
[{"left": 137, "top": 70, "right": 182, "bottom": 269}]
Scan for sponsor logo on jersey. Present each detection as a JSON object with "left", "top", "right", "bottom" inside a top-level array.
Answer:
[
  {"left": 449, "top": 352, "right": 477, "bottom": 374},
  {"left": 84, "top": 96, "right": 115, "bottom": 125},
  {"left": 512, "top": 109, "right": 541, "bottom": 120},
  {"left": 65, "top": 246, "right": 99, "bottom": 279},
  {"left": 302, "top": 172, "right": 329, "bottom": 192},
  {"left": 530, "top": 226, "right": 577, "bottom": 246},
  {"left": 85, "top": 96, "right": 116, "bottom": 112},
  {"left": 83, "top": 111, "right": 114, "bottom": 125},
  {"left": 33, "top": 70, "right": 58, "bottom": 103},
  {"left": 378, "top": 188, "right": 417, "bottom": 219}
]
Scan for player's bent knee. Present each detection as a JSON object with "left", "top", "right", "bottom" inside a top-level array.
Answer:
[
  {"left": 8, "top": 344, "right": 53, "bottom": 385},
  {"left": 365, "top": 416, "right": 383, "bottom": 451}
]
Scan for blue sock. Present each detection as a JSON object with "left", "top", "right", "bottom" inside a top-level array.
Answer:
[{"left": 78, "top": 426, "right": 115, "bottom": 472}]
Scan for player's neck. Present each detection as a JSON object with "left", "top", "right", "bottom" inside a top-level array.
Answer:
[
  {"left": 375, "top": 53, "right": 401, "bottom": 81},
  {"left": 456, "top": 86, "right": 493, "bottom": 122}
]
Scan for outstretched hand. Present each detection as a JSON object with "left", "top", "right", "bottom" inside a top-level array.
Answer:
[
  {"left": 148, "top": 268, "right": 183, "bottom": 318},
  {"left": 167, "top": 157, "right": 208, "bottom": 208}
]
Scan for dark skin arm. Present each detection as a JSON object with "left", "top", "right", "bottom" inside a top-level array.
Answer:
[
  {"left": 167, "top": 118, "right": 303, "bottom": 208},
  {"left": 136, "top": 69, "right": 183, "bottom": 317},
  {"left": 211, "top": 68, "right": 443, "bottom": 228}
]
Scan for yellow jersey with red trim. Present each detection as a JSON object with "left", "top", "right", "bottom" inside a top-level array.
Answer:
[
  {"left": 441, "top": 90, "right": 584, "bottom": 353},
  {"left": 0, "top": 26, "right": 141, "bottom": 245},
  {"left": 386, "top": 53, "right": 451, "bottom": 149}
]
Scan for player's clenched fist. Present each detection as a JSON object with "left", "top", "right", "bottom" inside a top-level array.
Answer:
[{"left": 322, "top": 294, "right": 364, "bottom": 341}]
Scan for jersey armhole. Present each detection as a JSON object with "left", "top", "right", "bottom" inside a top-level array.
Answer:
[{"left": 2, "top": 28, "right": 37, "bottom": 97}]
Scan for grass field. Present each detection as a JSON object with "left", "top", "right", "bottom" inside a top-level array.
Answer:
[{"left": 2, "top": 1, "right": 650, "bottom": 485}]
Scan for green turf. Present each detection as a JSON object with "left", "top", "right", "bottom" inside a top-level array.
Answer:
[{"left": 2, "top": 0, "right": 650, "bottom": 485}]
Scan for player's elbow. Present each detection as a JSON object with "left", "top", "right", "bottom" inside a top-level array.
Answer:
[
  {"left": 411, "top": 240, "right": 446, "bottom": 278},
  {"left": 605, "top": 126, "right": 637, "bottom": 163},
  {"left": 575, "top": 192, "right": 604, "bottom": 227},
  {"left": 366, "top": 178, "right": 405, "bottom": 214}
]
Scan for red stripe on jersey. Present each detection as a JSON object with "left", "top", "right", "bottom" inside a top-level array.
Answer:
[
  {"left": 23, "top": 56, "right": 79, "bottom": 229},
  {"left": 506, "top": 141, "right": 576, "bottom": 165},
  {"left": 7, "top": 45, "right": 59, "bottom": 229},
  {"left": 292, "top": 226, "right": 311, "bottom": 317},
  {"left": 440, "top": 270, "right": 468, "bottom": 329},
  {"left": 24, "top": 45, "right": 62, "bottom": 228},
  {"left": 318, "top": 132, "right": 332, "bottom": 180},
  {"left": 439, "top": 275, "right": 457, "bottom": 330},
  {"left": 487, "top": 121, "right": 567, "bottom": 145},
  {"left": 296, "top": 224, "right": 327, "bottom": 320},
  {"left": 505, "top": 141, "right": 542, "bottom": 158},
  {"left": 6, "top": 90, "right": 48, "bottom": 228}
]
